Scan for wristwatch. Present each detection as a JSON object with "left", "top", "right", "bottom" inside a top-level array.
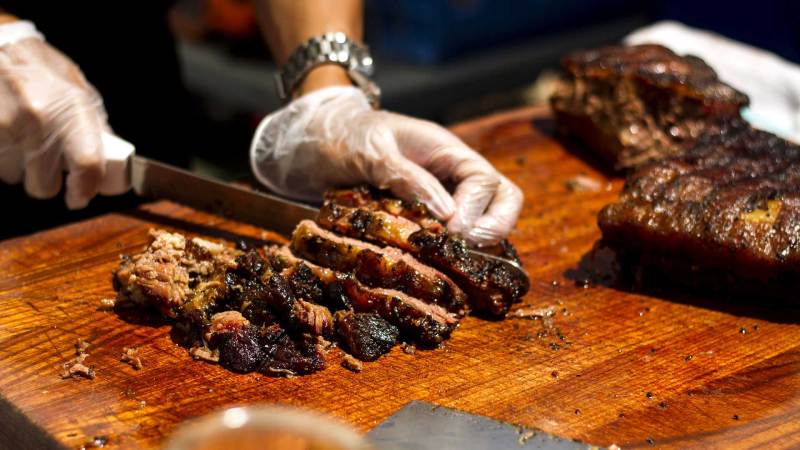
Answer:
[{"left": 275, "top": 32, "right": 381, "bottom": 108}]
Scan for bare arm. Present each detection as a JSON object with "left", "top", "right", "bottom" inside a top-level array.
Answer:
[
  {"left": 0, "top": 12, "right": 19, "bottom": 24},
  {"left": 254, "top": 0, "right": 362, "bottom": 97}
]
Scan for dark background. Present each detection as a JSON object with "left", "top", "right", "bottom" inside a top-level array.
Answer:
[{"left": 1, "top": 0, "right": 798, "bottom": 238}]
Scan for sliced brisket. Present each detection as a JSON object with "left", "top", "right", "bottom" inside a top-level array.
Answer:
[
  {"left": 291, "top": 220, "right": 467, "bottom": 315},
  {"left": 267, "top": 245, "right": 459, "bottom": 346},
  {"left": 317, "top": 199, "right": 527, "bottom": 316}
]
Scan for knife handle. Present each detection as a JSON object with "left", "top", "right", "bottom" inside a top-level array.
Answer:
[{"left": 98, "top": 131, "right": 135, "bottom": 196}]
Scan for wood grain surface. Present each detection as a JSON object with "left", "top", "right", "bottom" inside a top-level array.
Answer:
[{"left": 1, "top": 106, "right": 799, "bottom": 449}]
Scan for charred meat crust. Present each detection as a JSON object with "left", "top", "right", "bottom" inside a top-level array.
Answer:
[
  {"left": 317, "top": 200, "right": 527, "bottom": 316},
  {"left": 599, "top": 126, "right": 800, "bottom": 289},
  {"left": 268, "top": 246, "right": 459, "bottom": 346},
  {"left": 291, "top": 220, "right": 468, "bottom": 314},
  {"left": 335, "top": 310, "right": 399, "bottom": 361},
  {"left": 116, "top": 237, "right": 333, "bottom": 375},
  {"left": 551, "top": 44, "right": 748, "bottom": 169}
]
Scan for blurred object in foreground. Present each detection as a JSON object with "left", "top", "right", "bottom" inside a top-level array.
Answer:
[
  {"left": 164, "top": 405, "right": 369, "bottom": 450},
  {"left": 169, "top": 0, "right": 259, "bottom": 44}
]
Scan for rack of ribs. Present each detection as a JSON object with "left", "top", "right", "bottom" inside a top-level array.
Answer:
[
  {"left": 114, "top": 188, "right": 526, "bottom": 376},
  {"left": 550, "top": 44, "right": 749, "bottom": 169}
]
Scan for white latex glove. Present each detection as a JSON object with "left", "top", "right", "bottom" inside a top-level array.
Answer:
[
  {"left": 626, "top": 21, "right": 800, "bottom": 143},
  {"left": 250, "top": 86, "right": 523, "bottom": 246},
  {"left": 0, "top": 20, "right": 114, "bottom": 209}
]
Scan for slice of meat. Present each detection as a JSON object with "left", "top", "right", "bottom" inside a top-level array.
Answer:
[
  {"left": 550, "top": 44, "right": 749, "bottom": 169},
  {"left": 335, "top": 310, "right": 399, "bottom": 361},
  {"left": 267, "top": 245, "right": 460, "bottom": 346},
  {"left": 342, "top": 281, "right": 458, "bottom": 347},
  {"left": 114, "top": 230, "right": 240, "bottom": 318},
  {"left": 317, "top": 201, "right": 528, "bottom": 316},
  {"left": 323, "top": 186, "right": 523, "bottom": 261},
  {"left": 205, "top": 311, "right": 264, "bottom": 373},
  {"left": 325, "top": 185, "right": 445, "bottom": 233},
  {"left": 599, "top": 125, "right": 800, "bottom": 297},
  {"left": 290, "top": 220, "right": 467, "bottom": 315},
  {"left": 271, "top": 247, "right": 352, "bottom": 312}
]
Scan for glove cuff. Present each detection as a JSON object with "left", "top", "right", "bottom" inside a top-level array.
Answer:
[{"left": 0, "top": 20, "right": 42, "bottom": 48}]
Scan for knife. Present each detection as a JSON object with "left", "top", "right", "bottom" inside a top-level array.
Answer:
[
  {"left": 368, "top": 401, "right": 607, "bottom": 449},
  {"left": 100, "top": 133, "right": 527, "bottom": 280}
]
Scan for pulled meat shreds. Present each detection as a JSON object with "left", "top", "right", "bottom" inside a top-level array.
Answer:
[
  {"left": 341, "top": 353, "right": 363, "bottom": 372},
  {"left": 99, "top": 298, "right": 116, "bottom": 311},
  {"left": 189, "top": 345, "right": 219, "bottom": 363},
  {"left": 61, "top": 339, "right": 94, "bottom": 380},
  {"left": 121, "top": 347, "right": 143, "bottom": 370},
  {"left": 114, "top": 229, "right": 240, "bottom": 319}
]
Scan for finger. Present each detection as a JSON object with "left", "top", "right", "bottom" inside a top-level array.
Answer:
[
  {"left": 23, "top": 131, "right": 63, "bottom": 200},
  {"left": 0, "top": 144, "right": 23, "bottom": 185},
  {"left": 444, "top": 158, "right": 500, "bottom": 234},
  {"left": 388, "top": 116, "right": 503, "bottom": 230},
  {"left": 62, "top": 116, "right": 105, "bottom": 209},
  {"left": 361, "top": 124, "right": 456, "bottom": 220},
  {"left": 42, "top": 93, "right": 106, "bottom": 209},
  {"left": 464, "top": 176, "right": 524, "bottom": 246}
]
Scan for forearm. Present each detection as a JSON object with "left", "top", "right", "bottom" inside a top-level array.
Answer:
[
  {"left": 254, "top": 0, "right": 363, "bottom": 97},
  {"left": 0, "top": 12, "right": 19, "bottom": 25}
]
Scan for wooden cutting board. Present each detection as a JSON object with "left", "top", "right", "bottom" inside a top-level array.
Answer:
[{"left": 1, "top": 106, "right": 799, "bottom": 450}]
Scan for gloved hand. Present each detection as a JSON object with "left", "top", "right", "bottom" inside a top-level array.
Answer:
[
  {"left": 626, "top": 21, "right": 800, "bottom": 143},
  {"left": 0, "top": 20, "right": 111, "bottom": 209},
  {"left": 250, "top": 86, "right": 523, "bottom": 246}
]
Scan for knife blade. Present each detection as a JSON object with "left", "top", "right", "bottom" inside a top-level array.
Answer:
[
  {"left": 367, "top": 401, "right": 606, "bottom": 449},
  {"left": 130, "top": 155, "right": 318, "bottom": 237},
  {"left": 104, "top": 133, "right": 527, "bottom": 281}
]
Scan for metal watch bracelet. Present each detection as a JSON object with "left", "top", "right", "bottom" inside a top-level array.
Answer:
[{"left": 274, "top": 32, "right": 381, "bottom": 108}]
